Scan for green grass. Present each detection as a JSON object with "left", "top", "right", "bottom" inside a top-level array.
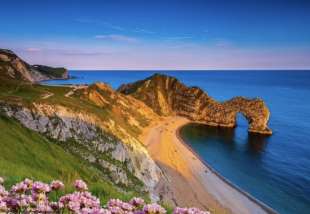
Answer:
[{"left": 0, "top": 114, "right": 141, "bottom": 203}]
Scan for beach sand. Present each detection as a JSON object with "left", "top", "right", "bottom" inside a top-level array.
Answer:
[{"left": 140, "top": 116, "right": 275, "bottom": 214}]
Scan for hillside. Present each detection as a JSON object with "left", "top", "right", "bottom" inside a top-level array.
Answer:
[
  {"left": 0, "top": 49, "right": 162, "bottom": 202},
  {"left": 0, "top": 114, "right": 138, "bottom": 203},
  {"left": 0, "top": 82, "right": 162, "bottom": 193}
]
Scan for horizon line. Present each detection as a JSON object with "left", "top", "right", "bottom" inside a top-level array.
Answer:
[{"left": 67, "top": 68, "right": 310, "bottom": 71}]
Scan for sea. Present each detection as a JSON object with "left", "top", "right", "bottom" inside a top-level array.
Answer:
[{"left": 44, "top": 70, "right": 310, "bottom": 214}]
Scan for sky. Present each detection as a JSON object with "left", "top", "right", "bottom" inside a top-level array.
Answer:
[{"left": 1, "top": 0, "right": 310, "bottom": 70}]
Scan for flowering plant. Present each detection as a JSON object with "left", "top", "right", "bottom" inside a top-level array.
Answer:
[{"left": 0, "top": 176, "right": 210, "bottom": 214}]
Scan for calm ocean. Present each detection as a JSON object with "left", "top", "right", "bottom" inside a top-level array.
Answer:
[{"left": 45, "top": 70, "right": 310, "bottom": 214}]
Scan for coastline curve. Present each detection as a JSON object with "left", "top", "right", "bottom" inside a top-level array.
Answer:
[{"left": 176, "top": 123, "right": 278, "bottom": 214}]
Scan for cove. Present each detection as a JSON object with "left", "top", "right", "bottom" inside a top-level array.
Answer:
[{"left": 179, "top": 114, "right": 308, "bottom": 214}]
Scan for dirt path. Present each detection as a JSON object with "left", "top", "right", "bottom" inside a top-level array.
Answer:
[
  {"left": 65, "top": 85, "right": 88, "bottom": 97},
  {"left": 41, "top": 92, "right": 54, "bottom": 99}
]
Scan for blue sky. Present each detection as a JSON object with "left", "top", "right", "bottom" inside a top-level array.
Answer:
[{"left": 1, "top": 0, "right": 309, "bottom": 69}]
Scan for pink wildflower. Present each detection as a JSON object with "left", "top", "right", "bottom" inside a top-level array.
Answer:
[
  {"left": 74, "top": 179, "right": 88, "bottom": 191},
  {"left": 11, "top": 182, "right": 28, "bottom": 194},
  {"left": 0, "top": 176, "right": 211, "bottom": 214},
  {"left": 143, "top": 203, "right": 166, "bottom": 214},
  {"left": 130, "top": 197, "right": 145, "bottom": 207},
  {"left": 59, "top": 191, "right": 100, "bottom": 212},
  {"left": 23, "top": 178, "right": 33, "bottom": 189},
  {"left": 0, "top": 185, "right": 8, "bottom": 197},
  {"left": 0, "top": 201, "right": 8, "bottom": 212},
  {"left": 173, "top": 207, "right": 210, "bottom": 214},
  {"left": 36, "top": 203, "right": 52, "bottom": 213},
  {"left": 32, "top": 181, "right": 51, "bottom": 193},
  {"left": 50, "top": 180, "right": 64, "bottom": 191},
  {"left": 109, "top": 206, "right": 123, "bottom": 214},
  {"left": 81, "top": 207, "right": 111, "bottom": 214},
  {"left": 173, "top": 207, "right": 188, "bottom": 214}
]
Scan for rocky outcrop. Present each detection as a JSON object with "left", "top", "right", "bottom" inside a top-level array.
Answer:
[
  {"left": 0, "top": 49, "right": 68, "bottom": 83},
  {"left": 118, "top": 74, "right": 272, "bottom": 135}
]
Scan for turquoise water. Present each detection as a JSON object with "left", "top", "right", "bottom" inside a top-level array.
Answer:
[{"left": 45, "top": 70, "right": 310, "bottom": 214}]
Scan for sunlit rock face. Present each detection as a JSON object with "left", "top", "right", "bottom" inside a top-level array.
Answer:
[
  {"left": 0, "top": 49, "right": 68, "bottom": 83},
  {"left": 1, "top": 102, "right": 161, "bottom": 192},
  {"left": 118, "top": 74, "right": 272, "bottom": 135}
]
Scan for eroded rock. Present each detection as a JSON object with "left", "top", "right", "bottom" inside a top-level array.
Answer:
[{"left": 118, "top": 74, "right": 272, "bottom": 135}]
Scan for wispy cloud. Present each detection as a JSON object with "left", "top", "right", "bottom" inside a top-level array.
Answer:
[
  {"left": 133, "top": 28, "right": 155, "bottom": 34},
  {"left": 102, "top": 22, "right": 124, "bottom": 31},
  {"left": 25, "top": 48, "right": 41, "bottom": 52},
  {"left": 60, "top": 50, "right": 112, "bottom": 56},
  {"left": 94, "top": 34, "right": 138, "bottom": 43},
  {"left": 166, "top": 36, "right": 192, "bottom": 41},
  {"left": 214, "top": 38, "right": 234, "bottom": 48},
  {"left": 75, "top": 18, "right": 157, "bottom": 35},
  {"left": 75, "top": 18, "right": 124, "bottom": 31},
  {"left": 23, "top": 47, "right": 114, "bottom": 56}
]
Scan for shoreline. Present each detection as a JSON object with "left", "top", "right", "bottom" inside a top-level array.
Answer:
[
  {"left": 141, "top": 116, "right": 278, "bottom": 214},
  {"left": 176, "top": 124, "right": 277, "bottom": 214}
]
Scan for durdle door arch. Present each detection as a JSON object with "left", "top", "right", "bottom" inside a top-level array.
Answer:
[{"left": 118, "top": 74, "right": 272, "bottom": 135}]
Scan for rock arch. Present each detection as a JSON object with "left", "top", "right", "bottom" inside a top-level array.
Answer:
[
  {"left": 223, "top": 97, "right": 272, "bottom": 135},
  {"left": 118, "top": 74, "right": 272, "bottom": 135}
]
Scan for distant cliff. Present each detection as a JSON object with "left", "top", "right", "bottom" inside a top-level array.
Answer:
[
  {"left": 0, "top": 49, "right": 68, "bottom": 83},
  {"left": 118, "top": 74, "right": 272, "bottom": 135}
]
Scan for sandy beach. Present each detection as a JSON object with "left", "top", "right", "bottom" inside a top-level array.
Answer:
[{"left": 140, "top": 116, "right": 276, "bottom": 214}]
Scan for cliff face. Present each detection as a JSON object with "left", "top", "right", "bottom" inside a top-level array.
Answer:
[
  {"left": 0, "top": 49, "right": 68, "bottom": 83},
  {"left": 118, "top": 74, "right": 272, "bottom": 135},
  {"left": 0, "top": 80, "right": 162, "bottom": 197},
  {"left": 1, "top": 105, "right": 160, "bottom": 196}
]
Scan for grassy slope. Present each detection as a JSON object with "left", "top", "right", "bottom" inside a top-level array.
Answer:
[
  {"left": 0, "top": 81, "right": 153, "bottom": 196},
  {"left": 0, "top": 114, "right": 138, "bottom": 203},
  {"left": 0, "top": 82, "right": 151, "bottom": 139}
]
